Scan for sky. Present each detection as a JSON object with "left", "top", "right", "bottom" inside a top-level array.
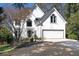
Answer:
[{"left": 0, "top": 3, "right": 34, "bottom": 9}]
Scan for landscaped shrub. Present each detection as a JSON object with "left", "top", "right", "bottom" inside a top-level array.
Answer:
[
  {"left": 34, "top": 34, "right": 38, "bottom": 39},
  {"left": 68, "top": 33, "right": 78, "bottom": 40},
  {"left": 34, "top": 34, "right": 42, "bottom": 41},
  {"left": 30, "top": 37, "right": 33, "bottom": 42},
  {"left": 0, "top": 27, "right": 13, "bottom": 44},
  {"left": 38, "top": 38, "right": 42, "bottom": 40}
]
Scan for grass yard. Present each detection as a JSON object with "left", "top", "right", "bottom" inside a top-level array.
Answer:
[{"left": 0, "top": 45, "right": 15, "bottom": 53}]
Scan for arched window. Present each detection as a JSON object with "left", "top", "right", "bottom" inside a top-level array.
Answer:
[
  {"left": 27, "top": 19, "right": 32, "bottom": 26},
  {"left": 50, "top": 14, "right": 56, "bottom": 23}
]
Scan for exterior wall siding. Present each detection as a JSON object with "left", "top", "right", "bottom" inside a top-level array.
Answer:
[{"left": 42, "top": 10, "right": 65, "bottom": 30}]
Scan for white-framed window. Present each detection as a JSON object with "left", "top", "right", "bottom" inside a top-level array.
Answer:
[
  {"left": 27, "top": 19, "right": 32, "bottom": 26},
  {"left": 50, "top": 14, "right": 56, "bottom": 23}
]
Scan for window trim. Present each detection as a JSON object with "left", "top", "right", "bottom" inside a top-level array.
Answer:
[
  {"left": 50, "top": 14, "right": 56, "bottom": 23},
  {"left": 26, "top": 19, "right": 32, "bottom": 27}
]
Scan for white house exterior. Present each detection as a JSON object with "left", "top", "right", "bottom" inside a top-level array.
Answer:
[
  {"left": 42, "top": 8, "right": 67, "bottom": 39},
  {"left": 13, "top": 4, "right": 67, "bottom": 40}
]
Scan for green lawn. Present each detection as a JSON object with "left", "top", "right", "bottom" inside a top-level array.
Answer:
[{"left": 0, "top": 45, "right": 15, "bottom": 53}]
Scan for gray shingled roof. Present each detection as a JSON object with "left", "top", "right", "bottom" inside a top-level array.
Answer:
[
  {"left": 34, "top": 7, "right": 55, "bottom": 26},
  {"left": 37, "top": 3, "right": 54, "bottom": 14},
  {"left": 34, "top": 4, "right": 66, "bottom": 26}
]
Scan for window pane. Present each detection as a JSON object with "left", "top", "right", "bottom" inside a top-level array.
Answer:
[
  {"left": 54, "top": 16, "right": 56, "bottom": 23},
  {"left": 51, "top": 16, "right": 53, "bottom": 23},
  {"left": 27, "top": 19, "right": 32, "bottom": 26},
  {"left": 50, "top": 14, "right": 56, "bottom": 23}
]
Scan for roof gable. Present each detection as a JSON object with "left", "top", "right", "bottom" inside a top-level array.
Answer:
[
  {"left": 34, "top": 4, "right": 67, "bottom": 26},
  {"left": 53, "top": 8, "right": 67, "bottom": 24},
  {"left": 32, "top": 4, "right": 44, "bottom": 18},
  {"left": 37, "top": 3, "right": 54, "bottom": 14}
]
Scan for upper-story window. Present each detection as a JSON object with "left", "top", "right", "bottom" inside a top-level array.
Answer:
[
  {"left": 27, "top": 19, "right": 32, "bottom": 26},
  {"left": 50, "top": 14, "right": 56, "bottom": 23},
  {"left": 35, "top": 18, "right": 40, "bottom": 21},
  {"left": 36, "top": 18, "right": 39, "bottom": 21}
]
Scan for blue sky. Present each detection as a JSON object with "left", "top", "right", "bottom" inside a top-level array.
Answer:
[{"left": 0, "top": 3, "right": 34, "bottom": 9}]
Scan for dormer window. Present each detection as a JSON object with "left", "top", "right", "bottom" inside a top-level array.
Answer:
[
  {"left": 50, "top": 14, "right": 56, "bottom": 23},
  {"left": 35, "top": 18, "right": 40, "bottom": 21},
  {"left": 36, "top": 18, "right": 39, "bottom": 21},
  {"left": 27, "top": 19, "right": 32, "bottom": 26}
]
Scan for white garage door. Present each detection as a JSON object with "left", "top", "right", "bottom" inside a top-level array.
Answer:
[{"left": 43, "top": 30, "right": 64, "bottom": 39}]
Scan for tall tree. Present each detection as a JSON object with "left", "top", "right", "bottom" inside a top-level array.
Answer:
[
  {"left": 67, "top": 11, "right": 79, "bottom": 40},
  {"left": 5, "top": 4, "right": 32, "bottom": 44},
  {"left": 12, "top": 3, "right": 26, "bottom": 41},
  {"left": 0, "top": 7, "right": 6, "bottom": 27},
  {"left": 12, "top": 3, "right": 25, "bottom": 9},
  {"left": 64, "top": 4, "right": 71, "bottom": 19},
  {"left": 65, "top": 3, "right": 79, "bottom": 39},
  {"left": 65, "top": 3, "right": 79, "bottom": 19}
]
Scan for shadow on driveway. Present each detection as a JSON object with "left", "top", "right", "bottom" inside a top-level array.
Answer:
[
  {"left": 16, "top": 41, "right": 44, "bottom": 48},
  {"left": 0, "top": 41, "right": 79, "bottom": 56}
]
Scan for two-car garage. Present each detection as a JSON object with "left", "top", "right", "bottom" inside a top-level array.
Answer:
[{"left": 42, "top": 30, "right": 64, "bottom": 39}]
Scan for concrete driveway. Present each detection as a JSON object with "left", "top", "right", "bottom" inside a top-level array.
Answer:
[
  {"left": 44, "top": 39, "right": 79, "bottom": 50},
  {"left": 0, "top": 39, "right": 79, "bottom": 56}
]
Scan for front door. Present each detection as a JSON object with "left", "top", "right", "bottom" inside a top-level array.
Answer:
[{"left": 27, "top": 30, "right": 33, "bottom": 37}]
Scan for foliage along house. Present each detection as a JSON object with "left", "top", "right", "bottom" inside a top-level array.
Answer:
[{"left": 13, "top": 4, "right": 67, "bottom": 40}]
